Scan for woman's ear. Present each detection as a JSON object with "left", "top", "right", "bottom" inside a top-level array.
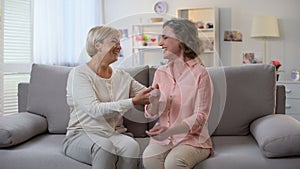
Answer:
[{"left": 94, "top": 41, "right": 102, "bottom": 52}]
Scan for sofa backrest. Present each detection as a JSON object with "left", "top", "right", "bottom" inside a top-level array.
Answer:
[
  {"left": 22, "top": 64, "right": 150, "bottom": 136},
  {"left": 147, "top": 64, "right": 277, "bottom": 136},
  {"left": 26, "top": 64, "right": 72, "bottom": 134},
  {"left": 19, "top": 63, "right": 277, "bottom": 137},
  {"left": 208, "top": 64, "right": 276, "bottom": 136}
]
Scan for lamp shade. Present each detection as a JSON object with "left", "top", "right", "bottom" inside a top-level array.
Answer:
[{"left": 251, "top": 16, "right": 280, "bottom": 38}]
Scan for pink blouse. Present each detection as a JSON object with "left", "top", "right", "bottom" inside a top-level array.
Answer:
[{"left": 145, "top": 59, "right": 213, "bottom": 149}]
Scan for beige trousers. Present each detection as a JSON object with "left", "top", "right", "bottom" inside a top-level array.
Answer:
[{"left": 143, "top": 143, "right": 210, "bottom": 169}]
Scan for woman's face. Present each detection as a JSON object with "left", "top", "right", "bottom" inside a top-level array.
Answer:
[
  {"left": 159, "top": 26, "right": 181, "bottom": 60},
  {"left": 100, "top": 35, "right": 121, "bottom": 64}
]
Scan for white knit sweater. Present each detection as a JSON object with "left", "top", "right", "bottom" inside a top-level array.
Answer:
[{"left": 66, "top": 64, "right": 145, "bottom": 136}]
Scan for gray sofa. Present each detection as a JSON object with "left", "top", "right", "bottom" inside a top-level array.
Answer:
[{"left": 1, "top": 63, "right": 300, "bottom": 169}]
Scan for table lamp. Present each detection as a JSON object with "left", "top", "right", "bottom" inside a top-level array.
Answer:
[{"left": 251, "top": 16, "right": 280, "bottom": 63}]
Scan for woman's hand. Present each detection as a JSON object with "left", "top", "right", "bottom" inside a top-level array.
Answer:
[
  {"left": 146, "top": 122, "right": 191, "bottom": 141},
  {"left": 149, "top": 84, "right": 160, "bottom": 103},
  {"left": 132, "top": 87, "right": 153, "bottom": 105},
  {"left": 145, "top": 123, "right": 169, "bottom": 141},
  {"left": 145, "top": 84, "right": 161, "bottom": 117}
]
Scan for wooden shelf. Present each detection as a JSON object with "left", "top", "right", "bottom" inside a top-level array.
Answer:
[
  {"left": 133, "top": 46, "right": 162, "bottom": 50},
  {"left": 132, "top": 23, "right": 164, "bottom": 65},
  {"left": 132, "top": 23, "right": 163, "bottom": 27},
  {"left": 198, "top": 28, "right": 214, "bottom": 32}
]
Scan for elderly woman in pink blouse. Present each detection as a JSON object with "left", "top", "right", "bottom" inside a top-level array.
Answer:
[{"left": 143, "top": 18, "right": 214, "bottom": 169}]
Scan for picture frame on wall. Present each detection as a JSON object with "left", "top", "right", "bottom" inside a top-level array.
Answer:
[
  {"left": 224, "top": 30, "right": 243, "bottom": 42},
  {"left": 242, "top": 52, "right": 262, "bottom": 64},
  {"left": 202, "top": 38, "right": 214, "bottom": 53}
]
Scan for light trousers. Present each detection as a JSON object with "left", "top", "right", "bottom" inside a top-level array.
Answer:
[
  {"left": 143, "top": 143, "right": 210, "bottom": 169},
  {"left": 62, "top": 131, "right": 140, "bottom": 169}
]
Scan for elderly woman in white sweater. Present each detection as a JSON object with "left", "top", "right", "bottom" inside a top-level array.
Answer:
[{"left": 62, "top": 26, "right": 153, "bottom": 169}]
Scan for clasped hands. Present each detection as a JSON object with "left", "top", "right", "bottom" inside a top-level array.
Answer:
[
  {"left": 145, "top": 85, "right": 169, "bottom": 141},
  {"left": 132, "top": 84, "right": 160, "bottom": 105},
  {"left": 132, "top": 84, "right": 168, "bottom": 141}
]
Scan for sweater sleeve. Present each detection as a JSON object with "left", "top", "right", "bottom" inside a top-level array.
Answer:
[
  {"left": 129, "top": 75, "right": 147, "bottom": 98},
  {"left": 67, "top": 68, "right": 134, "bottom": 120}
]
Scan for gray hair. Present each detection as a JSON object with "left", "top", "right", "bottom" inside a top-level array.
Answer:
[
  {"left": 163, "top": 19, "right": 203, "bottom": 59},
  {"left": 86, "top": 26, "right": 120, "bottom": 57}
]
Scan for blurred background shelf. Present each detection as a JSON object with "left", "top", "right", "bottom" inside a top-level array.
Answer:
[{"left": 177, "top": 7, "right": 219, "bottom": 67}]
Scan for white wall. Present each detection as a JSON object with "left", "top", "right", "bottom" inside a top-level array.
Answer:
[{"left": 104, "top": 0, "right": 300, "bottom": 80}]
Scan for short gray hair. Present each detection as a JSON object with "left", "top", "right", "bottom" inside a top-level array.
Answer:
[{"left": 86, "top": 26, "right": 120, "bottom": 57}]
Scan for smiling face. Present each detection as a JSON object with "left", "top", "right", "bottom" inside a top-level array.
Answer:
[
  {"left": 160, "top": 19, "right": 202, "bottom": 62},
  {"left": 100, "top": 35, "right": 121, "bottom": 64},
  {"left": 86, "top": 26, "right": 122, "bottom": 59},
  {"left": 159, "top": 26, "right": 182, "bottom": 61},
  {"left": 102, "top": 36, "right": 121, "bottom": 54}
]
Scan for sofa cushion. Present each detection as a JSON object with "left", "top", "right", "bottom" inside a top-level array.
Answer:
[
  {"left": 195, "top": 136, "right": 300, "bottom": 169},
  {"left": 250, "top": 114, "right": 300, "bottom": 158},
  {"left": 0, "top": 112, "right": 47, "bottom": 148},
  {"left": 0, "top": 134, "right": 90, "bottom": 169},
  {"left": 120, "top": 65, "right": 149, "bottom": 87},
  {"left": 123, "top": 108, "right": 148, "bottom": 138},
  {"left": 207, "top": 67, "right": 227, "bottom": 135},
  {"left": 119, "top": 65, "right": 149, "bottom": 137},
  {"left": 27, "top": 64, "right": 72, "bottom": 133},
  {"left": 149, "top": 66, "right": 158, "bottom": 86},
  {"left": 275, "top": 85, "right": 286, "bottom": 114},
  {"left": 212, "top": 64, "right": 276, "bottom": 135}
]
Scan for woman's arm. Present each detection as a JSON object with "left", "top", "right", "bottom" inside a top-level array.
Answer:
[
  {"left": 146, "top": 122, "right": 190, "bottom": 141},
  {"left": 146, "top": 68, "right": 213, "bottom": 140},
  {"left": 68, "top": 68, "right": 134, "bottom": 119},
  {"left": 127, "top": 73, "right": 154, "bottom": 105},
  {"left": 129, "top": 75, "right": 147, "bottom": 97},
  {"left": 182, "top": 69, "right": 213, "bottom": 134}
]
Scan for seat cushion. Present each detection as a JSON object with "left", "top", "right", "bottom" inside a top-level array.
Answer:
[
  {"left": 26, "top": 64, "right": 72, "bottom": 133},
  {"left": 0, "top": 134, "right": 149, "bottom": 169},
  {"left": 0, "top": 134, "right": 90, "bottom": 169},
  {"left": 194, "top": 136, "right": 300, "bottom": 169}
]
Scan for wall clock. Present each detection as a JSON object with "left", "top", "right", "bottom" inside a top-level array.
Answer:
[{"left": 154, "top": 1, "right": 168, "bottom": 14}]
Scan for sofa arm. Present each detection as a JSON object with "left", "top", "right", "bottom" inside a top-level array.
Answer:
[
  {"left": 18, "top": 82, "right": 29, "bottom": 112},
  {"left": 0, "top": 112, "right": 47, "bottom": 148},
  {"left": 250, "top": 114, "right": 300, "bottom": 158},
  {"left": 275, "top": 85, "right": 286, "bottom": 114}
]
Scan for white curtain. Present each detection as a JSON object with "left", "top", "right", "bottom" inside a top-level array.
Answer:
[{"left": 33, "top": 0, "right": 101, "bottom": 65}]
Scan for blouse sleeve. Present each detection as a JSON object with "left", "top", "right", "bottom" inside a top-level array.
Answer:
[
  {"left": 67, "top": 68, "right": 134, "bottom": 120},
  {"left": 183, "top": 69, "right": 214, "bottom": 133},
  {"left": 144, "top": 69, "right": 160, "bottom": 119}
]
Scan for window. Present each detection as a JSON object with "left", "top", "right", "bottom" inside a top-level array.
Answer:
[
  {"left": 0, "top": 0, "right": 101, "bottom": 115},
  {"left": 33, "top": 0, "right": 100, "bottom": 65},
  {"left": 0, "top": 0, "right": 32, "bottom": 114}
]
